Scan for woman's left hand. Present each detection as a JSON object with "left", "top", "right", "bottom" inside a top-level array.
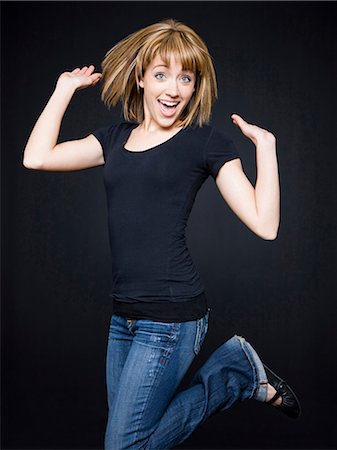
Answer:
[{"left": 231, "top": 114, "right": 276, "bottom": 146}]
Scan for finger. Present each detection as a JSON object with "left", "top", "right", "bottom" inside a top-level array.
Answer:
[
  {"left": 233, "top": 114, "right": 259, "bottom": 131},
  {"left": 85, "top": 64, "right": 95, "bottom": 74},
  {"left": 90, "top": 74, "right": 102, "bottom": 84},
  {"left": 79, "top": 66, "right": 88, "bottom": 73},
  {"left": 231, "top": 113, "right": 242, "bottom": 127},
  {"left": 72, "top": 67, "right": 81, "bottom": 73},
  {"left": 231, "top": 113, "right": 245, "bottom": 123}
]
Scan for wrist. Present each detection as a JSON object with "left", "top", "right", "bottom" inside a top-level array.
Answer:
[
  {"left": 54, "top": 81, "right": 77, "bottom": 98},
  {"left": 256, "top": 132, "right": 276, "bottom": 148}
]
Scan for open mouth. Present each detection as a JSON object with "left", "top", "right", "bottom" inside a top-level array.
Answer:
[{"left": 158, "top": 99, "right": 180, "bottom": 116}]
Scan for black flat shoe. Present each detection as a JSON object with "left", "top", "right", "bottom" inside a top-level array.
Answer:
[{"left": 262, "top": 362, "right": 301, "bottom": 419}]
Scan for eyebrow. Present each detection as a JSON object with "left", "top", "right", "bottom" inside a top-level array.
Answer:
[{"left": 152, "top": 64, "right": 194, "bottom": 73}]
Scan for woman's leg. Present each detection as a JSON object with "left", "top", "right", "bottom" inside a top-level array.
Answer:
[
  {"left": 104, "top": 310, "right": 209, "bottom": 450},
  {"left": 146, "top": 334, "right": 268, "bottom": 450},
  {"left": 105, "top": 314, "right": 134, "bottom": 442},
  {"left": 104, "top": 310, "right": 268, "bottom": 450}
]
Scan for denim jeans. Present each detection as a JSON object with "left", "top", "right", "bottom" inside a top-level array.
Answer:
[{"left": 104, "top": 309, "right": 268, "bottom": 450}]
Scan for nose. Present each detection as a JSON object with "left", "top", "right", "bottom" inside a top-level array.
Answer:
[{"left": 165, "top": 78, "right": 180, "bottom": 97}]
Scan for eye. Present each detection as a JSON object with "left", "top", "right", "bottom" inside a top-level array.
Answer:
[
  {"left": 181, "top": 75, "right": 193, "bottom": 83},
  {"left": 155, "top": 72, "right": 166, "bottom": 80}
]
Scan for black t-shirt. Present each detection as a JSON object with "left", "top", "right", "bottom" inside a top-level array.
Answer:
[{"left": 91, "top": 121, "right": 240, "bottom": 322}]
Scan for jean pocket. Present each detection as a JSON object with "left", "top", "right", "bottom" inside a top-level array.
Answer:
[
  {"left": 135, "top": 320, "right": 180, "bottom": 350},
  {"left": 193, "top": 309, "right": 210, "bottom": 355}
]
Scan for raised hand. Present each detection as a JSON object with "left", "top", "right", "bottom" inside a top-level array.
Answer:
[
  {"left": 231, "top": 114, "right": 276, "bottom": 146},
  {"left": 56, "top": 65, "right": 102, "bottom": 92}
]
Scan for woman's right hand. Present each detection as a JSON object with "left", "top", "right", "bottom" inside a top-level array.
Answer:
[{"left": 56, "top": 65, "right": 102, "bottom": 92}]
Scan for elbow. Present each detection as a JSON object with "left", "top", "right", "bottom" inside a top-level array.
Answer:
[
  {"left": 22, "top": 144, "right": 46, "bottom": 169},
  {"left": 255, "top": 226, "right": 279, "bottom": 241},
  {"left": 261, "top": 231, "right": 278, "bottom": 241},
  {"left": 23, "top": 161, "right": 42, "bottom": 170},
  {"left": 22, "top": 156, "right": 43, "bottom": 170}
]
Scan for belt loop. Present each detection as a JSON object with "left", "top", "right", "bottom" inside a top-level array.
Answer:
[{"left": 126, "top": 318, "right": 135, "bottom": 333}]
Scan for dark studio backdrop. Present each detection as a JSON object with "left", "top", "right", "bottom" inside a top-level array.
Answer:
[{"left": 1, "top": 1, "right": 336, "bottom": 449}]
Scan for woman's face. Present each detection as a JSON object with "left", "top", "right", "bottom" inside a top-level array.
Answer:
[{"left": 139, "top": 53, "right": 196, "bottom": 130}]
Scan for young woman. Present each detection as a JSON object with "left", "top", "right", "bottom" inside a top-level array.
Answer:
[{"left": 23, "top": 19, "right": 301, "bottom": 450}]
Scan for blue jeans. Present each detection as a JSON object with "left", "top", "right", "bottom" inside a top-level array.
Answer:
[{"left": 104, "top": 309, "right": 268, "bottom": 450}]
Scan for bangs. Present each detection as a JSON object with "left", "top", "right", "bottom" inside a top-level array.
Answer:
[
  {"left": 140, "top": 31, "right": 206, "bottom": 75},
  {"left": 101, "top": 18, "right": 217, "bottom": 127}
]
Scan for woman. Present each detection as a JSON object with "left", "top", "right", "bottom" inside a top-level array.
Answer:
[{"left": 23, "top": 19, "right": 301, "bottom": 450}]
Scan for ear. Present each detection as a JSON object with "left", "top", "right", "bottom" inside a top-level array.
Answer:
[{"left": 139, "top": 79, "right": 144, "bottom": 89}]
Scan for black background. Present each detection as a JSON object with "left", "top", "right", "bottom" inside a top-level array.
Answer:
[{"left": 1, "top": 2, "right": 336, "bottom": 449}]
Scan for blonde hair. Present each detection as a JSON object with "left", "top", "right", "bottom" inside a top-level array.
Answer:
[{"left": 100, "top": 19, "right": 218, "bottom": 128}]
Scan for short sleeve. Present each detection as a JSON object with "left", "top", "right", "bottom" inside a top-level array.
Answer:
[
  {"left": 204, "top": 127, "right": 240, "bottom": 179},
  {"left": 91, "top": 123, "right": 116, "bottom": 163}
]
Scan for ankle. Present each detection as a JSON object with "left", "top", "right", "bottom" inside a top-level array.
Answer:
[{"left": 265, "top": 383, "right": 282, "bottom": 405}]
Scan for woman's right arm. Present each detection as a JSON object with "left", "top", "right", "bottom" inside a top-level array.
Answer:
[{"left": 22, "top": 65, "right": 104, "bottom": 171}]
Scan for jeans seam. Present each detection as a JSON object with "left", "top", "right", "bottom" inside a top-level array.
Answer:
[
  {"left": 193, "top": 319, "right": 202, "bottom": 355},
  {"left": 134, "top": 325, "right": 180, "bottom": 446},
  {"left": 193, "top": 310, "right": 209, "bottom": 355},
  {"left": 133, "top": 359, "right": 163, "bottom": 447}
]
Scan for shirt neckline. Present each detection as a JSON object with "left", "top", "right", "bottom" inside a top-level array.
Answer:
[{"left": 122, "top": 123, "right": 186, "bottom": 154}]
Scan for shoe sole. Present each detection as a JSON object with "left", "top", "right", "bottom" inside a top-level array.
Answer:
[{"left": 262, "top": 361, "right": 302, "bottom": 418}]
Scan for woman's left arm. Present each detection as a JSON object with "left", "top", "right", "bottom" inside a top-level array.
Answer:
[{"left": 215, "top": 114, "right": 280, "bottom": 240}]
